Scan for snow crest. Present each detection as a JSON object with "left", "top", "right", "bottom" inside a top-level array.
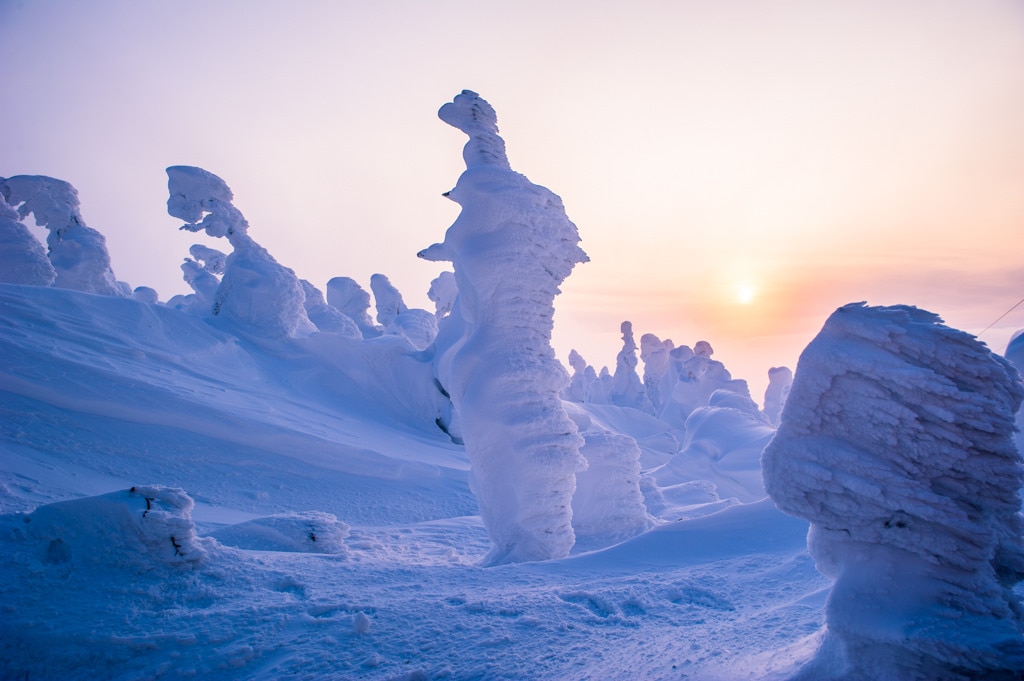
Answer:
[
  {"left": 420, "top": 91, "right": 589, "bottom": 565},
  {"left": 763, "top": 302, "right": 1024, "bottom": 680}
]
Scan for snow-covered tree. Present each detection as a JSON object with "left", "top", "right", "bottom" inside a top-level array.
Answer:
[
  {"left": 370, "top": 273, "right": 437, "bottom": 350},
  {"left": 326, "top": 276, "right": 381, "bottom": 339},
  {"left": 427, "top": 271, "right": 457, "bottom": 318},
  {"left": 300, "top": 280, "right": 361, "bottom": 337},
  {"left": 0, "top": 189, "right": 56, "bottom": 286},
  {"left": 1, "top": 175, "right": 121, "bottom": 295},
  {"left": 166, "top": 166, "right": 315, "bottom": 340},
  {"left": 763, "top": 303, "right": 1024, "bottom": 680},
  {"left": 640, "top": 332, "right": 673, "bottom": 411},
  {"left": 610, "top": 321, "right": 652, "bottom": 412},
  {"left": 761, "top": 365, "right": 793, "bottom": 426},
  {"left": 418, "top": 90, "right": 589, "bottom": 565}
]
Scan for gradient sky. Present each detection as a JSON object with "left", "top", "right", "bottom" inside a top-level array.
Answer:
[{"left": 3, "top": 0, "right": 1023, "bottom": 399}]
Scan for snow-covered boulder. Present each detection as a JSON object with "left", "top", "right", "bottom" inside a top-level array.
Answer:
[
  {"left": 1, "top": 175, "right": 121, "bottom": 294},
  {"left": 208, "top": 511, "right": 350, "bottom": 554},
  {"left": 11, "top": 486, "right": 214, "bottom": 572},
  {"left": 763, "top": 303, "right": 1024, "bottom": 680},
  {"left": 419, "top": 90, "right": 589, "bottom": 565}
]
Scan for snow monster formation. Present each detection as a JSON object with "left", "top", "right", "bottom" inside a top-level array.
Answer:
[
  {"left": 419, "top": 90, "right": 589, "bottom": 565},
  {"left": 166, "top": 166, "right": 315, "bottom": 340},
  {"left": 1, "top": 175, "right": 121, "bottom": 295},
  {"left": 763, "top": 303, "right": 1024, "bottom": 680}
]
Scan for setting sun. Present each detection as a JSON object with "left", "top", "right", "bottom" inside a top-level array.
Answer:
[{"left": 736, "top": 283, "right": 756, "bottom": 305}]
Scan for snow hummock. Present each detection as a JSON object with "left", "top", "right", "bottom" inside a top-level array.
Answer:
[
  {"left": 419, "top": 90, "right": 590, "bottom": 565},
  {"left": 763, "top": 302, "right": 1024, "bottom": 680}
]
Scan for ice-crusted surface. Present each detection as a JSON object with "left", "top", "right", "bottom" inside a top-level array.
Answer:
[
  {"left": 419, "top": 90, "right": 589, "bottom": 565},
  {"left": 763, "top": 302, "right": 1024, "bottom": 680},
  {"left": 166, "top": 166, "right": 315, "bottom": 339},
  {"left": 0, "top": 190, "right": 56, "bottom": 286},
  {"left": 1, "top": 175, "right": 120, "bottom": 294}
]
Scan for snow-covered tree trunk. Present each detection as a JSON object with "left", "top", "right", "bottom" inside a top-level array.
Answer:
[
  {"left": 419, "top": 90, "right": 589, "bottom": 565},
  {"left": 763, "top": 303, "right": 1024, "bottom": 680}
]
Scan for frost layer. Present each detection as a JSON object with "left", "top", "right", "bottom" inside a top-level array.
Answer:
[
  {"left": 763, "top": 302, "right": 1024, "bottom": 680},
  {"left": 419, "top": 90, "right": 589, "bottom": 565}
]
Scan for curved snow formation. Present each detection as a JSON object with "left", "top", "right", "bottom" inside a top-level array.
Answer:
[
  {"left": 763, "top": 302, "right": 1024, "bottom": 680},
  {"left": 0, "top": 190, "right": 56, "bottom": 286},
  {"left": 1, "top": 175, "right": 121, "bottom": 294},
  {"left": 419, "top": 90, "right": 589, "bottom": 565},
  {"left": 166, "top": 166, "right": 315, "bottom": 339}
]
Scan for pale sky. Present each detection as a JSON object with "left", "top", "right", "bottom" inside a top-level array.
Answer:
[{"left": 3, "top": 0, "right": 1023, "bottom": 399}]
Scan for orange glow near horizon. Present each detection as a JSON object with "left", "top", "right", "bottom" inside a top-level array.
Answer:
[{"left": 3, "top": 1, "right": 1024, "bottom": 402}]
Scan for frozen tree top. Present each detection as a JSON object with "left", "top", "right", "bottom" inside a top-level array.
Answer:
[
  {"left": 438, "top": 90, "right": 510, "bottom": 170},
  {"left": 166, "top": 166, "right": 248, "bottom": 241},
  {"left": 0, "top": 175, "right": 81, "bottom": 233}
]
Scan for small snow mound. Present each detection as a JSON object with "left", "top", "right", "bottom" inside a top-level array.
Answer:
[
  {"left": 17, "top": 485, "right": 212, "bottom": 571},
  {"left": 209, "top": 511, "right": 350, "bottom": 554}
]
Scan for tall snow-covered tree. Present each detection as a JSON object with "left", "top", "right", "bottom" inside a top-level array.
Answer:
[{"left": 418, "top": 90, "right": 589, "bottom": 565}]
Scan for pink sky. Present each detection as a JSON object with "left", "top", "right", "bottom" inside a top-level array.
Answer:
[{"left": 3, "top": 0, "right": 1023, "bottom": 399}]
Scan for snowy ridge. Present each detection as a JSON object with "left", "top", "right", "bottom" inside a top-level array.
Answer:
[{"left": 763, "top": 302, "right": 1024, "bottom": 679}]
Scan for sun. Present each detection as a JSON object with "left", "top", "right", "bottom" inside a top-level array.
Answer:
[{"left": 735, "top": 283, "right": 756, "bottom": 305}]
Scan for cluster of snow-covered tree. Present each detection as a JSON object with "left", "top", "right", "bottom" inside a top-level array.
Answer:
[{"left": 4, "top": 90, "right": 1024, "bottom": 679}]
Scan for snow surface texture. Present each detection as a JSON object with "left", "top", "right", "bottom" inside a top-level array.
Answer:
[
  {"left": 419, "top": 90, "right": 591, "bottom": 565},
  {"left": 0, "top": 279, "right": 831, "bottom": 680},
  {"left": 1, "top": 174, "right": 121, "bottom": 294},
  {"left": 167, "top": 165, "right": 317, "bottom": 340},
  {"left": 763, "top": 302, "right": 1024, "bottom": 680}
]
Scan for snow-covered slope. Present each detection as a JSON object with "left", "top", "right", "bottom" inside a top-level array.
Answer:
[{"left": 0, "top": 279, "right": 830, "bottom": 680}]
